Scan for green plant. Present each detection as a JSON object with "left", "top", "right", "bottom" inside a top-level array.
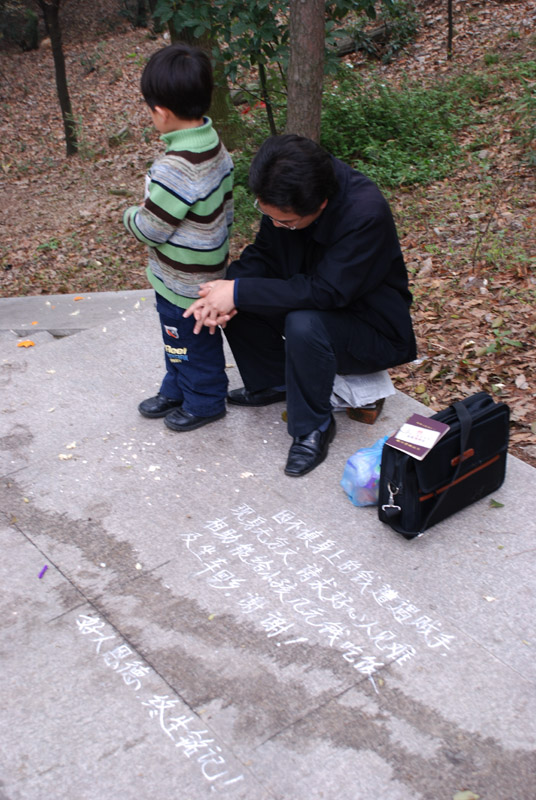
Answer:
[
  {"left": 483, "top": 236, "right": 534, "bottom": 275},
  {"left": 321, "top": 67, "right": 475, "bottom": 187},
  {"left": 65, "top": 233, "right": 83, "bottom": 251},
  {"left": 108, "top": 125, "right": 131, "bottom": 147},
  {"left": 79, "top": 41, "right": 106, "bottom": 74},
  {"left": 232, "top": 185, "right": 259, "bottom": 240},
  {"left": 512, "top": 75, "right": 536, "bottom": 163},
  {"left": 484, "top": 327, "right": 524, "bottom": 354},
  {"left": 36, "top": 237, "right": 61, "bottom": 252},
  {"left": 120, "top": 0, "right": 152, "bottom": 27},
  {"left": 125, "top": 51, "right": 148, "bottom": 68},
  {"left": 0, "top": 4, "right": 38, "bottom": 50},
  {"left": 382, "top": 0, "right": 419, "bottom": 62}
]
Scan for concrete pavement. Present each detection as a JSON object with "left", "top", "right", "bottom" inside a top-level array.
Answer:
[{"left": 1, "top": 291, "right": 535, "bottom": 800}]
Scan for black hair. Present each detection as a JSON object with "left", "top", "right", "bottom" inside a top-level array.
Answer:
[
  {"left": 248, "top": 134, "right": 339, "bottom": 216},
  {"left": 141, "top": 43, "right": 213, "bottom": 120}
]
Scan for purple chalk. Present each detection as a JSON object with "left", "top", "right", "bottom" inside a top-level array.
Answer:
[{"left": 38, "top": 565, "right": 48, "bottom": 579}]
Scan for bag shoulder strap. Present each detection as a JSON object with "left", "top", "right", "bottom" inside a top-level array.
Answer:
[{"left": 419, "top": 400, "right": 473, "bottom": 533}]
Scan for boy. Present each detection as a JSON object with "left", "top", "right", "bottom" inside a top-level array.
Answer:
[{"left": 124, "top": 43, "right": 234, "bottom": 431}]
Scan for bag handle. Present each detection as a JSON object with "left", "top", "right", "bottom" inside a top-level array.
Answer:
[{"left": 419, "top": 399, "right": 473, "bottom": 533}]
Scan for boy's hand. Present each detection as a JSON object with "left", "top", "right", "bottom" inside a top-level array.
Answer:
[{"left": 184, "top": 280, "right": 236, "bottom": 334}]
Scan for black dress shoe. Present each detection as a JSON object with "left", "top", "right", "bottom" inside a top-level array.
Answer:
[
  {"left": 138, "top": 393, "right": 182, "bottom": 418},
  {"left": 227, "top": 386, "right": 286, "bottom": 406},
  {"left": 284, "top": 416, "right": 336, "bottom": 477},
  {"left": 165, "top": 407, "right": 226, "bottom": 432}
]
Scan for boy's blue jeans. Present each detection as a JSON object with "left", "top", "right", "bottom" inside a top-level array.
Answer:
[{"left": 155, "top": 293, "right": 227, "bottom": 417}]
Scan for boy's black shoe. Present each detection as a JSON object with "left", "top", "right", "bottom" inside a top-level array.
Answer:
[
  {"left": 227, "top": 387, "right": 286, "bottom": 406},
  {"left": 138, "top": 393, "right": 182, "bottom": 418},
  {"left": 165, "top": 407, "right": 226, "bottom": 432},
  {"left": 284, "top": 416, "right": 336, "bottom": 477}
]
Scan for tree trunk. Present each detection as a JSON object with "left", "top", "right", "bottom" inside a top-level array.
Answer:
[
  {"left": 286, "top": 0, "right": 325, "bottom": 142},
  {"left": 258, "top": 62, "right": 277, "bottom": 137},
  {"left": 38, "top": 0, "right": 77, "bottom": 156},
  {"left": 447, "top": 0, "right": 454, "bottom": 59}
]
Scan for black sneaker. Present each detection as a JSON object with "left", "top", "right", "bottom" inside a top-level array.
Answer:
[{"left": 138, "top": 394, "right": 182, "bottom": 419}]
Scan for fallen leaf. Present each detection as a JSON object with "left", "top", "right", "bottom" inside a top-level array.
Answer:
[
  {"left": 58, "top": 453, "right": 73, "bottom": 460},
  {"left": 74, "top": 296, "right": 84, "bottom": 301},
  {"left": 17, "top": 339, "right": 35, "bottom": 348},
  {"left": 483, "top": 595, "right": 497, "bottom": 602},
  {"left": 490, "top": 499, "right": 504, "bottom": 508},
  {"left": 453, "top": 792, "right": 480, "bottom": 800},
  {"left": 31, "top": 321, "right": 38, "bottom": 325}
]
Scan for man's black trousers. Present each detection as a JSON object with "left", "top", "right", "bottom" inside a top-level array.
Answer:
[{"left": 224, "top": 309, "right": 394, "bottom": 438}]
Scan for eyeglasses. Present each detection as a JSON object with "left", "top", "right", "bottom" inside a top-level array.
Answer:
[{"left": 253, "top": 198, "right": 298, "bottom": 230}]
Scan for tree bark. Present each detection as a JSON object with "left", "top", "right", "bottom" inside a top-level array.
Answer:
[
  {"left": 447, "top": 0, "right": 454, "bottom": 59},
  {"left": 37, "top": 0, "right": 77, "bottom": 156},
  {"left": 286, "top": 0, "right": 326, "bottom": 142}
]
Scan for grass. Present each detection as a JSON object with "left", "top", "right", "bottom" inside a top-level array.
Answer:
[{"left": 318, "top": 58, "right": 536, "bottom": 190}]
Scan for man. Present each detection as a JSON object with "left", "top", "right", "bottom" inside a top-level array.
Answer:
[{"left": 184, "top": 134, "right": 416, "bottom": 477}]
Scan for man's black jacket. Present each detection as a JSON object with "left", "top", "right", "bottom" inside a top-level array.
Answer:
[{"left": 227, "top": 157, "right": 417, "bottom": 370}]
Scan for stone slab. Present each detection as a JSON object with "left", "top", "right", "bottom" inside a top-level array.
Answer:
[
  {"left": 0, "top": 290, "right": 150, "bottom": 336},
  {"left": 0, "top": 297, "right": 535, "bottom": 800}
]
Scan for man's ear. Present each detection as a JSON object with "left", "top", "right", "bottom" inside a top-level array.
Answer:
[{"left": 319, "top": 198, "right": 328, "bottom": 211}]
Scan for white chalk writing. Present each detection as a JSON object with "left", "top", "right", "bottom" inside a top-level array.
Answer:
[
  {"left": 76, "top": 614, "right": 243, "bottom": 791},
  {"left": 179, "top": 505, "right": 455, "bottom": 678}
]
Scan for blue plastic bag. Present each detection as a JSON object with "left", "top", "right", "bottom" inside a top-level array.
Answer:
[{"left": 340, "top": 435, "right": 388, "bottom": 507}]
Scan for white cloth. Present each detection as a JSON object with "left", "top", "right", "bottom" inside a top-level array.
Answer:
[{"left": 330, "top": 371, "right": 395, "bottom": 410}]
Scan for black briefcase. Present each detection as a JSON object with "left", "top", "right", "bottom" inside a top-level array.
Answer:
[{"left": 378, "top": 392, "right": 510, "bottom": 539}]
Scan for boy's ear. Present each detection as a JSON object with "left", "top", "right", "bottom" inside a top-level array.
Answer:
[{"left": 153, "top": 105, "right": 170, "bottom": 122}]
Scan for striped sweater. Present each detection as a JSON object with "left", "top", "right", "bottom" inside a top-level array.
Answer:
[{"left": 123, "top": 118, "right": 234, "bottom": 308}]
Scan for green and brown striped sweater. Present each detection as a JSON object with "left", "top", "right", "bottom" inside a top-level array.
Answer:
[{"left": 123, "top": 118, "right": 234, "bottom": 308}]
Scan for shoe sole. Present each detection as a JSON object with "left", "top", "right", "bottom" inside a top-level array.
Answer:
[
  {"left": 164, "top": 410, "right": 226, "bottom": 432},
  {"left": 138, "top": 406, "right": 181, "bottom": 419},
  {"left": 284, "top": 419, "right": 336, "bottom": 477}
]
